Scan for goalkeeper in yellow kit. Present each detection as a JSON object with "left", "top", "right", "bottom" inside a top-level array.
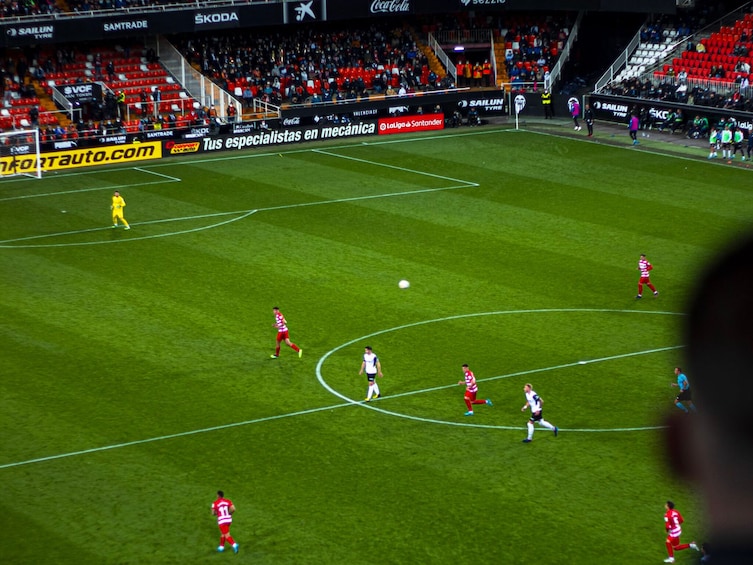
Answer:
[{"left": 111, "top": 190, "right": 130, "bottom": 229}]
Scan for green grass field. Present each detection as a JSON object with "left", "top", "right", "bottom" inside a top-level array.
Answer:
[{"left": 2, "top": 127, "right": 752, "bottom": 564}]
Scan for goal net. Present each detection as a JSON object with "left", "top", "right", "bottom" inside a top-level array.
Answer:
[{"left": 0, "top": 129, "right": 42, "bottom": 179}]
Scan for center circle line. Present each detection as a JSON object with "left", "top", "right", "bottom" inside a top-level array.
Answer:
[{"left": 315, "top": 308, "right": 684, "bottom": 432}]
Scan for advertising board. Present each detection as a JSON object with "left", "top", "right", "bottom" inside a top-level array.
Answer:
[{"left": 0, "top": 141, "right": 161, "bottom": 174}]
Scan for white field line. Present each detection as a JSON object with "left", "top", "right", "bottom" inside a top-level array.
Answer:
[{"left": 1, "top": 309, "right": 684, "bottom": 470}]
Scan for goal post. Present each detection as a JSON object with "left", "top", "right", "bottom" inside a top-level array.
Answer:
[{"left": 0, "top": 129, "right": 42, "bottom": 179}]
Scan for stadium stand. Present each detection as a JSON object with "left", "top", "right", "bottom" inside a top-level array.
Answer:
[
  {"left": 171, "top": 22, "right": 439, "bottom": 107},
  {"left": 597, "top": 5, "right": 753, "bottom": 114}
]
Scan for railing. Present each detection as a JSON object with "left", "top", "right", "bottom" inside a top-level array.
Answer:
[
  {"left": 595, "top": 1, "right": 753, "bottom": 92},
  {"left": 633, "top": 72, "right": 752, "bottom": 102},
  {"left": 0, "top": 0, "right": 280, "bottom": 23},
  {"left": 489, "top": 32, "right": 498, "bottom": 88},
  {"left": 427, "top": 32, "right": 458, "bottom": 84},
  {"left": 594, "top": 29, "right": 642, "bottom": 91},
  {"left": 154, "top": 36, "right": 243, "bottom": 120},
  {"left": 434, "top": 29, "right": 495, "bottom": 45},
  {"left": 548, "top": 10, "right": 584, "bottom": 91},
  {"left": 252, "top": 98, "right": 280, "bottom": 118}
]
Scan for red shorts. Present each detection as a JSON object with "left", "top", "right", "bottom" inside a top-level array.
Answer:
[
  {"left": 666, "top": 534, "right": 681, "bottom": 547},
  {"left": 276, "top": 330, "right": 289, "bottom": 341},
  {"left": 464, "top": 391, "right": 477, "bottom": 401},
  {"left": 639, "top": 276, "right": 651, "bottom": 284},
  {"left": 218, "top": 523, "right": 231, "bottom": 535}
]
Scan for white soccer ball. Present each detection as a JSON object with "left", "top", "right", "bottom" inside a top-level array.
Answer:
[{"left": 398, "top": 279, "right": 410, "bottom": 289}]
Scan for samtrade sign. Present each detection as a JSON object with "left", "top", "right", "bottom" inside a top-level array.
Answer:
[
  {"left": 378, "top": 114, "right": 444, "bottom": 134},
  {"left": 0, "top": 142, "right": 161, "bottom": 174},
  {"left": 104, "top": 20, "right": 148, "bottom": 33}
]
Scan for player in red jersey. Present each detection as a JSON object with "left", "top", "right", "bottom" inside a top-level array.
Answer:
[
  {"left": 636, "top": 253, "right": 659, "bottom": 299},
  {"left": 457, "top": 364, "right": 492, "bottom": 416},
  {"left": 663, "top": 500, "right": 698, "bottom": 562},
  {"left": 212, "top": 490, "right": 239, "bottom": 553},
  {"left": 271, "top": 306, "right": 302, "bottom": 358}
]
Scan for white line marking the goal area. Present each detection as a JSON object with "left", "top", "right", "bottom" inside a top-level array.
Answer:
[
  {"left": 0, "top": 166, "right": 182, "bottom": 203},
  {"left": 0, "top": 152, "right": 477, "bottom": 247}
]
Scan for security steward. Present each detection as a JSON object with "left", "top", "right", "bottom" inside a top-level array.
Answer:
[{"left": 541, "top": 88, "right": 553, "bottom": 119}]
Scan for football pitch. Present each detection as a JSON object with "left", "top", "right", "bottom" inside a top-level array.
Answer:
[{"left": 1, "top": 127, "right": 752, "bottom": 564}]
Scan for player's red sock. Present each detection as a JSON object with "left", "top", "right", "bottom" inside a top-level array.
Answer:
[
  {"left": 220, "top": 536, "right": 226, "bottom": 547},
  {"left": 648, "top": 283, "right": 657, "bottom": 292},
  {"left": 291, "top": 344, "right": 300, "bottom": 352},
  {"left": 472, "top": 399, "right": 487, "bottom": 404},
  {"left": 275, "top": 345, "right": 281, "bottom": 356},
  {"left": 665, "top": 541, "right": 674, "bottom": 557},
  {"left": 226, "top": 535, "right": 235, "bottom": 545},
  {"left": 676, "top": 543, "right": 690, "bottom": 551},
  {"left": 464, "top": 398, "right": 472, "bottom": 410},
  {"left": 637, "top": 283, "right": 644, "bottom": 295}
]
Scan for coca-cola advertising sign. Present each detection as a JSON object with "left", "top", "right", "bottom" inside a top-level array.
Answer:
[
  {"left": 370, "top": 0, "right": 410, "bottom": 13},
  {"left": 325, "top": 0, "right": 415, "bottom": 20}
]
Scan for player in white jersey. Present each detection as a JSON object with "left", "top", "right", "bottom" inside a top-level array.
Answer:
[
  {"left": 521, "top": 383, "right": 558, "bottom": 442},
  {"left": 359, "top": 346, "right": 383, "bottom": 402}
]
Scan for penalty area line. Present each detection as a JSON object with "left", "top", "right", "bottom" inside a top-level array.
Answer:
[
  {"left": 0, "top": 177, "right": 181, "bottom": 203},
  {"left": 313, "top": 149, "right": 479, "bottom": 187},
  {"left": 0, "top": 209, "right": 258, "bottom": 245},
  {"left": 133, "top": 167, "right": 181, "bottom": 182}
]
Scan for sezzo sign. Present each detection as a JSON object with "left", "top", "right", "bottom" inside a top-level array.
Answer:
[
  {"left": 370, "top": 0, "right": 410, "bottom": 14},
  {"left": 460, "top": 0, "right": 506, "bottom": 5}
]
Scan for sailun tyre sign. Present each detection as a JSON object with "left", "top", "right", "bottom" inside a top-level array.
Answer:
[{"left": 5, "top": 25, "right": 54, "bottom": 41}]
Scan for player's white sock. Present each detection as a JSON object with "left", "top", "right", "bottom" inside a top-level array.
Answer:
[
  {"left": 373, "top": 382, "right": 380, "bottom": 396},
  {"left": 540, "top": 420, "right": 555, "bottom": 431},
  {"left": 366, "top": 384, "right": 373, "bottom": 400},
  {"left": 527, "top": 422, "right": 534, "bottom": 439}
]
